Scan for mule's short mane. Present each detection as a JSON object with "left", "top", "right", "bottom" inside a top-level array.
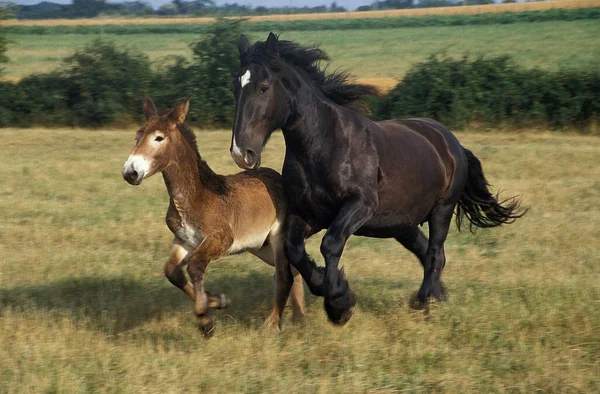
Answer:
[
  {"left": 177, "top": 123, "right": 228, "bottom": 195},
  {"left": 241, "top": 38, "right": 379, "bottom": 110}
]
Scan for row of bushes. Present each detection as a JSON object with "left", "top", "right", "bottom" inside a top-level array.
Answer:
[
  {"left": 373, "top": 54, "right": 600, "bottom": 130},
  {"left": 1, "top": 20, "right": 598, "bottom": 131},
  {"left": 0, "top": 20, "right": 242, "bottom": 127},
  {"left": 5, "top": 8, "right": 600, "bottom": 35}
]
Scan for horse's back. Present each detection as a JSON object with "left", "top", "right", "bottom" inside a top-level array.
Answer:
[{"left": 361, "top": 118, "right": 463, "bottom": 229}]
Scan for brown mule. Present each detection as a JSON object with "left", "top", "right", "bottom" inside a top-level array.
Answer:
[{"left": 122, "top": 96, "right": 304, "bottom": 336}]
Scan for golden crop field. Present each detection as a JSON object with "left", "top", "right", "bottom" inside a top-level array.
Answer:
[
  {"left": 3, "top": 0, "right": 600, "bottom": 26},
  {"left": 1, "top": 127, "right": 599, "bottom": 392}
]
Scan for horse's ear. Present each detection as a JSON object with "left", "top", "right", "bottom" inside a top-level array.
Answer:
[
  {"left": 265, "top": 32, "right": 278, "bottom": 55},
  {"left": 169, "top": 96, "right": 190, "bottom": 125},
  {"left": 143, "top": 96, "right": 157, "bottom": 120},
  {"left": 238, "top": 35, "right": 250, "bottom": 55}
]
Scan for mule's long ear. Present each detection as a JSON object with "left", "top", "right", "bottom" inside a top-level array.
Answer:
[
  {"left": 169, "top": 96, "right": 190, "bottom": 125},
  {"left": 238, "top": 35, "right": 250, "bottom": 55},
  {"left": 143, "top": 96, "right": 157, "bottom": 120},
  {"left": 265, "top": 32, "right": 279, "bottom": 55}
]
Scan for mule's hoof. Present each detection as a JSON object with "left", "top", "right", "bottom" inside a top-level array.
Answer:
[
  {"left": 262, "top": 318, "right": 281, "bottom": 333},
  {"left": 324, "top": 291, "right": 356, "bottom": 326},
  {"left": 197, "top": 315, "right": 215, "bottom": 338},
  {"left": 218, "top": 293, "right": 229, "bottom": 309}
]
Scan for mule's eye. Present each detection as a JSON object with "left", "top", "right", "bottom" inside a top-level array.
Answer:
[
  {"left": 155, "top": 136, "right": 164, "bottom": 142},
  {"left": 260, "top": 85, "right": 269, "bottom": 93}
]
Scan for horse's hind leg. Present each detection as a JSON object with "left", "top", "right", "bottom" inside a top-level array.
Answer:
[
  {"left": 416, "top": 203, "right": 454, "bottom": 306},
  {"left": 395, "top": 227, "right": 428, "bottom": 268}
]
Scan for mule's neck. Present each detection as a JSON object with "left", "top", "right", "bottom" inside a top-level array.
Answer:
[{"left": 161, "top": 133, "right": 221, "bottom": 212}]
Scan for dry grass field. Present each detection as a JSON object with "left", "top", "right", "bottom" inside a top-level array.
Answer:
[
  {"left": 4, "top": 0, "right": 600, "bottom": 26},
  {"left": 0, "top": 127, "right": 598, "bottom": 392}
]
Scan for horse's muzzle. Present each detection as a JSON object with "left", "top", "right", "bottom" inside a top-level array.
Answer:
[{"left": 230, "top": 147, "right": 260, "bottom": 170}]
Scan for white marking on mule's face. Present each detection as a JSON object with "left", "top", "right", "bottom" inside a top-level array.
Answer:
[
  {"left": 240, "top": 69, "right": 251, "bottom": 89},
  {"left": 123, "top": 154, "right": 151, "bottom": 179}
]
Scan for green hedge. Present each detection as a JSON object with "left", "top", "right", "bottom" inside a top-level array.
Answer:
[
  {"left": 1, "top": 21, "right": 598, "bottom": 131},
  {"left": 373, "top": 54, "right": 600, "bottom": 130},
  {"left": 0, "top": 19, "right": 242, "bottom": 128},
  {"left": 5, "top": 8, "right": 600, "bottom": 35}
]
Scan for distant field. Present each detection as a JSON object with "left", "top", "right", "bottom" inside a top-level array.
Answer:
[
  {"left": 5, "top": 20, "right": 600, "bottom": 83},
  {"left": 0, "top": 128, "right": 598, "bottom": 392},
  {"left": 4, "top": 0, "right": 599, "bottom": 26}
]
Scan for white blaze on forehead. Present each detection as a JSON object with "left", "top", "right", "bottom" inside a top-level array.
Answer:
[
  {"left": 240, "top": 69, "right": 251, "bottom": 88},
  {"left": 123, "top": 154, "right": 151, "bottom": 177}
]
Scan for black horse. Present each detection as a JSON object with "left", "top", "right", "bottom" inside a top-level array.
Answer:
[{"left": 230, "top": 33, "right": 525, "bottom": 325}]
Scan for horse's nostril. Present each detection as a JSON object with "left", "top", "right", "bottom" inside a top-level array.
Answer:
[
  {"left": 130, "top": 170, "right": 138, "bottom": 180},
  {"left": 245, "top": 149, "right": 256, "bottom": 164}
]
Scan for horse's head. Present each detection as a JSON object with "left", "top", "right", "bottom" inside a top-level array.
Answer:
[
  {"left": 122, "top": 96, "right": 190, "bottom": 185},
  {"left": 230, "top": 33, "right": 289, "bottom": 170}
]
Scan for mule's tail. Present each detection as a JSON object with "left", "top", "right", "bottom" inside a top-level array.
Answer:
[{"left": 456, "top": 148, "right": 526, "bottom": 232}]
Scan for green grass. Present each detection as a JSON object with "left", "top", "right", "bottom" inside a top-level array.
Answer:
[
  {"left": 5, "top": 20, "right": 600, "bottom": 80},
  {"left": 1, "top": 127, "right": 599, "bottom": 392}
]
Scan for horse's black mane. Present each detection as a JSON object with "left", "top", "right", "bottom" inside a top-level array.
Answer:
[
  {"left": 241, "top": 38, "right": 380, "bottom": 110},
  {"left": 176, "top": 123, "right": 228, "bottom": 195}
]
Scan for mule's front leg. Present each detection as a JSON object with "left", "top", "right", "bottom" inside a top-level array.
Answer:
[
  {"left": 321, "top": 195, "right": 375, "bottom": 325},
  {"left": 164, "top": 238, "right": 195, "bottom": 300},
  {"left": 186, "top": 230, "right": 233, "bottom": 337}
]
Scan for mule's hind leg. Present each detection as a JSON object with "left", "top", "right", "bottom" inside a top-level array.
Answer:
[
  {"left": 416, "top": 203, "right": 454, "bottom": 306},
  {"left": 251, "top": 237, "right": 296, "bottom": 332},
  {"left": 290, "top": 267, "right": 305, "bottom": 320}
]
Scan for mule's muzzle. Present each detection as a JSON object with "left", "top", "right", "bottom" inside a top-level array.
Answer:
[
  {"left": 122, "top": 155, "right": 149, "bottom": 185},
  {"left": 122, "top": 168, "right": 143, "bottom": 185}
]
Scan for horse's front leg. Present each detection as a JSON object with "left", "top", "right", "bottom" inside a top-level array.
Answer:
[
  {"left": 283, "top": 213, "right": 326, "bottom": 297},
  {"left": 186, "top": 229, "right": 233, "bottom": 337},
  {"left": 320, "top": 195, "right": 375, "bottom": 326}
]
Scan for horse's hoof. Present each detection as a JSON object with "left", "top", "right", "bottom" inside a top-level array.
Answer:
[
  {"left": 409, "top": 292, "right": 429, "bottom": 310},
  {"left": 432, "top": 281, "right": 449, "bottom": 302},
  {"left": 324, "top": 290, "right": 356, "bottom": 326}
]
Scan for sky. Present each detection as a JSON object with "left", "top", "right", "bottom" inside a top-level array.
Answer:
[{"left": 10, "top": 0, "right": 376, "bottom": 10}]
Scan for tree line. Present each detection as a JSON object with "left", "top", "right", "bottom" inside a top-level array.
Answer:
[{"left": 6, "top": 0, "right": 509, "bottom": 20}]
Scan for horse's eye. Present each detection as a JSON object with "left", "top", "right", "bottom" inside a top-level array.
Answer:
[
  {"left": 155, "top": 136, "right": 164, "bottom": 142},
  {"left": 260, "top": 85, "right": 269, "bottom": 93}
]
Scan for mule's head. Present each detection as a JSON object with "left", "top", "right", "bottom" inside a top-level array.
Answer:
[
  {"left": 122, "top": 96, "right": 190, "bottom": 185},
  {"left": 231, "top": 33, "right": 289, "bottom": 170}
]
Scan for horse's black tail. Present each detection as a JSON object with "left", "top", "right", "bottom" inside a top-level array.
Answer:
[{"left": 456, "top": 148, "right": 526, "bottom": 232}]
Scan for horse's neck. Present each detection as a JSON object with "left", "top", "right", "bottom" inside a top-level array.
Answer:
[{"left": 282, "top": 78, "right": 335, "bottom": 158}]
